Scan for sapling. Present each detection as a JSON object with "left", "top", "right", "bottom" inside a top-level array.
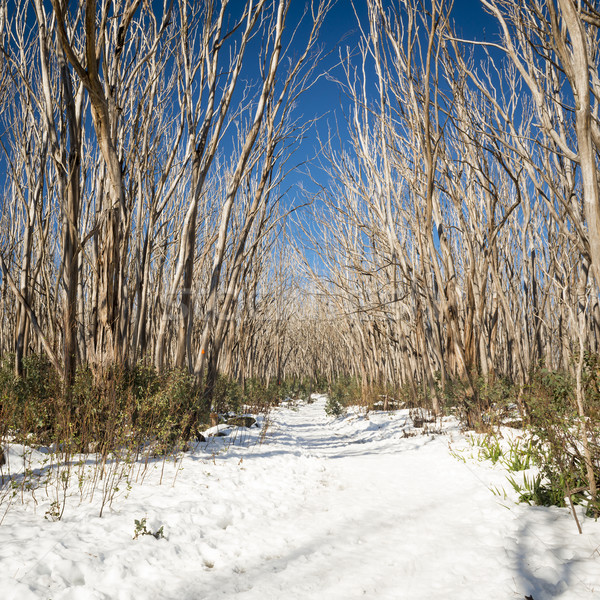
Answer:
[{"left": 133, "top": 517, "right": 164, "bottom": 540}]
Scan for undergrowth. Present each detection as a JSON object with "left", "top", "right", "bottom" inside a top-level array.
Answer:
[
  {"left": 0, "top": 355, "right": 306, "bottom": 523},
  {"left": 446, "top": 361, "right": 600, "bottom": 528}
]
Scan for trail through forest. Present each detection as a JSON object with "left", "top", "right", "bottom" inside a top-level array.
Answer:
[{"left": 1, "top": 397, "right": 599, "bottom": 600}]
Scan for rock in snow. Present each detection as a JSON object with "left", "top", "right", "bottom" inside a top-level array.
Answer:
[
  {"left": 0, "top": 396, "right": 598, "bottom": 600},
  {"left": 226, "top": 416, "right": 257, "bottom": 428}
]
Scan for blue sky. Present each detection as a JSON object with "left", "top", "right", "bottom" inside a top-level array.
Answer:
[
  {"left": 279, "top": 0, "right": 503, "bottom": 269},
  {"left": 284, "top": 0, "right": 502, "bottom": 198},
  {"left": 299, "top": 0, "right": 500, "bottom": 143}
]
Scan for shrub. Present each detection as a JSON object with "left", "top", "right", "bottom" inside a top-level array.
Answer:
[
  {"left": 325, "top": 376, "right": 361, "bottom": 416},
  {"left": 278, "top": 377, "right": 312, "bottom": 402},
  {"left": 440, "top": 376, "right": 479, "bottom": 425},
  {"left": 0, "top": 353, "right": 61, "bottom": 444},
  {"left": 211, "top": 375, "right": 311, "bottom": 415},
  {"left": 136, "top": 368, "right": 200, "bottom": 451},
  {"left": 325, "top": 395, "right": 344, "bottom": 417},
  {"left": 211, "top": 374, "right": 243, "bottom": 415},
  {"left": 243, "top": 378, "right": 270, "bottom": 411},
  {"left": 521, "top": 368, "right": 599, "bottom": 514}
]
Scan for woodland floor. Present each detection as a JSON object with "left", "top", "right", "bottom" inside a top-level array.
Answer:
[{"left": 0, "top": 396, "right": 599, "bottom": 600}]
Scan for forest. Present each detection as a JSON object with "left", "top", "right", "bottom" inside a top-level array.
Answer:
[{"left": 0, "top": 0, "right": 599, "bottom": 556}]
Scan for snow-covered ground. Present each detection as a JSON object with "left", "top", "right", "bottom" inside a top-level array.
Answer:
[{"left": 0, "top": 396, "right": 598, "bottom": 600}]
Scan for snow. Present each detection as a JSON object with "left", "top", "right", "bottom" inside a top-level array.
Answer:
[{"left": 0, "top": 395, "right": 599, "bottom": 600}]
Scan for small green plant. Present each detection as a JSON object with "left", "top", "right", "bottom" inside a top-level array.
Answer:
[
  {"left": 507, "top": 472, "right": 557, "bottom": 507},
  {"left": 482, "top": 436, "right": 504, "bottom": 464},
  {"left": 489, "top": 484, "right": 508, "bottom": 500},
  {"left": 325, "top": 376, "right": 361, "bottom": 416},
  {"left": 448, "top": 441, "right": 467, "bottom": 463},
  {"left": 502, "top": 438, "right": 535, "bottom": 472},
  {"left": 468, "top": 434, "right": 504, "bottom": 464},
  {"left": 468, "top": 432, "right": 536, "bottom": 470},
  {"left": 325, "top": 395, "right": 344, "bottom": 417},
  {"left": 212, "top": 375, "right": 243, "bottom": 414},
  {"left": 133, "top": 517, "right": 164, "bottom": 540},
  {"left": 45, "top": 500, "right": 61, "bottom": 522}
]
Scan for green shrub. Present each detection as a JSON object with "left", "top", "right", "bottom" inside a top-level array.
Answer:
[
  {"left": 325, "top": 376, "right": 361, "bottom": 416},
  {"left": 440, "top": 376, "right": 480, "bottom": 425},
  {"left": 211, "top": 375, "right": 310, "bottom": 415},
  {"left": 476, "top": 375, "right": 516, "bottom": 411},
  {"left": 519, "top": 368, "right": 599, "bottom": 513},
  {"left": 0, "top": 353, "right": 61, "bottom": 443},
  {"left": 526, "top": 368, "right": 573, "bottom": 419},
  {"left": 243, "top": 378, "right": 269, "bottom": 411},
  {"left": 325, "top": 395, "right": 344, "bottom": 417},
  {"left": 130, "top": 363, "right": 161, "bottom": 401},
  {"left": 0, "top": 357, "right": 208, "bottom": 455},
  {"left": 136, "top": 368, "right": 199, "bottom": 450},
  {"left": 212, "top": 375, "right": 243, "bottom": 414},
  {"left": 581, "top": 352, "right": 600, "bottom": 420},
  {"left": 279, "top": 377, "right": 312, "bottom": 401},
  {"left": 507, "top": 472, "right": 564, "bottom": 507}
]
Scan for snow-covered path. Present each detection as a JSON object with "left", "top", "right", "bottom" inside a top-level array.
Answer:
[{"left": 1, "top": 397, "right": 599, "bottom": 600}]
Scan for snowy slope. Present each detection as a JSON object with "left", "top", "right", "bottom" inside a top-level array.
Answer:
[{"left": 0, "top": 396, "right": 598, "bottom": 600}]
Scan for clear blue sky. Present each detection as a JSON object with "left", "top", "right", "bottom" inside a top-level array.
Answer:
[
  {"left": 286, "top": 0, "right": 501, "bottom": 194},
  {"left": 299, "top": 0, "right": 500, "bottom": 143},
  {"left": 281, "top": 0, "right": 502, "bottom": 268}
]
